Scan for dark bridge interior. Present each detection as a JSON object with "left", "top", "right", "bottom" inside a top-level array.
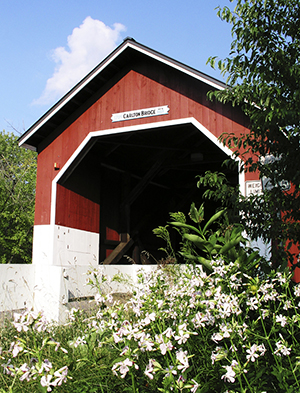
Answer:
[{"left": 58, "top": 123, "right": 238, "bottom": 264}]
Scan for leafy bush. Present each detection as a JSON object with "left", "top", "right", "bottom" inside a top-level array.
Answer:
[
  {"left": 154, "top": 200, "right": 264, "bottom": 277},
  {"left": 0, "top": 130, "right": 36, "bottom": 263},
  {"left": 1, "top": 261, "right": 300, "bottom": 392}
]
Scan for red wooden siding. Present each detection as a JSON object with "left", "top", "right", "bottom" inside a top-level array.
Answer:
[
  {"left": 34, "top": 66, "right": 251, "bottom": 227},
  {"left": 55, "top": 184, "right": 100, "bottom": 233}
]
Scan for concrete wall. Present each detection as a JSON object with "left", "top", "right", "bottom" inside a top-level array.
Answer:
[
  {"left": 0, "top": 265, "right": 35, "bottom": 313},
  {"left": 0, "top": 264, "right": 157, "bottom": 323},
  {"left": 32, "top": 225, "right": 99, "bottom": 266}
]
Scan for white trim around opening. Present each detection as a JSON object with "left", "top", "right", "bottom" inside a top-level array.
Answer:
[{"left": 50, "top": 117, "right": 244, "bottom": 227}]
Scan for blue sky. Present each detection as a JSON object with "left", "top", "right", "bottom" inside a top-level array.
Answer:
[{"left": 0, "top": 0, "right": 234, "bottom": 136}]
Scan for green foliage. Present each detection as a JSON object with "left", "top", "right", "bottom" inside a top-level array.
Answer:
[
  {"left": 0, "top": 130, "right": 36, "bottom": 263},
  {"left": 2, "top": 264, "right": 300, "bottom": 392},
  {"left": 153, "top": 225, "right": 176, "bottom": 258},
  {"left": 153, "top": 173, "right": 263, "bottom": 275},
  {"left": 207, "top": 0, "right": 300, "bottom": 266},
  {"left": 171, "top": 205, "right": 262, "bottom": 276},
  {"left": 196, "top": 170, "right": 237, "bottom": 211}
]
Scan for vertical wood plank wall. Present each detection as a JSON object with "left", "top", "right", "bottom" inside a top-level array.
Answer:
[{"left": 34, "top": 64, "right": 251, "bottom": 232}]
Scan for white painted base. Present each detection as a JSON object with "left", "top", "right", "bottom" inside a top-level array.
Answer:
[
  {"left": 32, "top": 225, "right": 54, "bottom": 265},
  {"left": 32, "top": 225, "right": 99, "bottom": 266},
  {"left": 0, "top": 265, "right": 35, "bottom": 313},
  {"left": 0, "top": 264, "right": 158, "bottom": 323}
]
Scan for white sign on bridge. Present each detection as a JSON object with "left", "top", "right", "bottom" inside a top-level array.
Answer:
[
  {"left": 245, "top": 181, "right": 262, "bottom": 197},
  {"left": 111, "top": 105, "right": 170, "bottom": 122}
]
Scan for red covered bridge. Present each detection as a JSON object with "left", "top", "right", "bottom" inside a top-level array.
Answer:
[{"left": 19, "top": 38, "right": 261, "bottom": 267}]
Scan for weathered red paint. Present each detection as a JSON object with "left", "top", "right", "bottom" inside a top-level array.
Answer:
[
  {"left": 55, "top": 184, "right": 100, "bottom": 233},
  {"left": 34, "top": 68, "right": 251, "bottom": 229}
]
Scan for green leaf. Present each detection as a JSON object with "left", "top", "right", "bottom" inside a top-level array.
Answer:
[
  {"left": 189, "top": 202, "right": 204, "bottom": 224},
  {"left": 179, "top": 252, "right": 213, "bottom": 271},
  {"left": 169, "top": 222, "right": 202, "bottom": 236},
  {"left": 219, "top": 236, "right": 243, "bottom": 255},
  {"left": 203, "top": 209, "right": 226, "bottom": 234},
  {"left": 183, "top": 234, "right": 212, "bottom": 253}
]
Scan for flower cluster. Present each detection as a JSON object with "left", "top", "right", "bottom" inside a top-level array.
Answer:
[
  {"left": 1, "top": 310, "right": 69, "bottom": 392},
  {"left": 1, "top": 354, "right": 69, "bottom": 392},
  {"left": 1, "top": 262, "right": 300, "bottom": 392},
  {"left": 13, "top": 309, "right": 48, "bottom": 333},
  {"left": 101, "top": 263, "right": 300, "bottom": 392}
]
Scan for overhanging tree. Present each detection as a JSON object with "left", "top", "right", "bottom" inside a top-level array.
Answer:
[
  {"left": 0, "top": 130, "right": 37, "bottom": 263},
  {"left": 207, "top": 0, "right": 300, "bottom": 268}
]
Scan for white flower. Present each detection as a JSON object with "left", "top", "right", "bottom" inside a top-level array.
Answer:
[
  {"left": 265, "top": 290, "right": 278, "bottom": 302},
  {"left": 283, "top": 300, "right": 292, "bottom": 310},
  {"left": 159, "top": 340, "right": 173, "bottom": 355},
  {"left": 211, "top": 332, "right": 223, "bottom": 343},
  {"left": 261, "top": 309, "right": 269, "bottom": 319},
  {"left": 230, "top": 274, "right": 242, "bottom": 290},
  {"left": 276, "top": 272, "right": 287, "bottom": 285},
  {"left": 67, "top": 307, "right": 79, "bottom": 321},
  {"left": 174, "top": 324, "right": 190, "bottom": 344},
  {"left": 38, "top": 359, "right": 52, "bottom": 374},
  {"left": 1, "top": 359, "right": 14, "bottom": 375},
  {"left": 40, "top": 374, "right": 54, "bottom": 392},
  {"left": 294, "top": 285, "right": 300, "bottom": 297},
  {"left": 139, "top": 334, "right": 155, "bottom": 352},
  {"left": 221, "top": 365, "right": 236, "bottom": 383},
  {"left": 157, "top": 300, "right": 164, "bottom": 309},
  {"left": 94, "top": 293, "right": 105, "bottom": 304},
  {"left": 163, "top": 327, "right": 174, "bottom": 338},
  {"left": 112, "top": 358, "right": 138, "bottom": 378},
  {"left": 13, "top": 314, "right": 29, "bottom": 332},
  {"left": 159, "top": 342, "right": 168, "bottom": 355},
  {"left": 192, "top": 312, "right": 206, "bottom": 328},
  {"left": 144, "top": 359, "right": 155, "bottom": 380},
  {"left": 143, "top": 312, "right": 156, "bottom": 325},
  {"left": 274, "top": 339, "right": 291, "bottom": 356},
  {"left": 190, "top": 379, "right": 200, "bottom": 392},
  {"left": 53, "top": 366, "right": 68, "bottom": 386},
  {"left": 279, "top": 344, "right": 291, "bottom": 356},
  {"left": 113, "top": 332, "right": 123, "bottom": 343},
  {"left": 247, "top": 296, "right": 259, "bottom": 310},
  {"left": 70, "top": 336, "right": 86, "bottom": 348},
  {"left": 231, "top": 359, "right": 238, "bottom": 367},
  {"left": 276, "top": 314, "right": 288, "bottom": 327},
  {"left": 211, "top": 347, "right": 227, "bottom": 364},
  {"left": 106, "top": 294, "right": 114, "bottom": 304},
  {"left": 18, "top": 363, "right": 31, "bottom": 382},
  {"left": 212, "top": 263, "right": 227, "bottom": 277},
  {"left": 176, "top": 349, "right": 189, "bottom": 372},
  {"left": 246, "top": 344, "right": 259, "bottom": 362},
  {"left": 165, "top": 365, "right": 177, "bottom": 378},
  {"left": 258, "top": 344, "right": 266, "bottom": 356},
  {"left": 10, "top": 341, "right": 23, "bottom": 358},
  {"left": 120, "top": 346, "right": 130, "bottom": 356},
  {"left": 112, "top": 360, "right": 130, "bottom": 378},
  {"left": 220, "top": 323, "right": 232, "bottom": 338},
  {"left": 205, "top": 289, "right": 212, "bottom": 297},
  {"left": 34, "top": 313, "right": 48, "bottom": 332}
]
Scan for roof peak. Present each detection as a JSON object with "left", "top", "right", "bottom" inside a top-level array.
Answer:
[
  {"left": 19, "top": 39, "right": 227, "bottom": 150},
  {"left": 123, "top": 36, "right": 136, "bottom": 43}
]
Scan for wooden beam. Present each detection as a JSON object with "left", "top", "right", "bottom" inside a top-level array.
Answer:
[
  {"left": 102, "top": 235, "right": 134, "bottom": 265},
  {"left": 99, "top": 139, "right": 188, "bottom": 152},
  {"left": 121, "top": 158, "right": 164, "bottom": 207},
  {"left": 100, "top": 163, "right": 169, "bottom": 189}
]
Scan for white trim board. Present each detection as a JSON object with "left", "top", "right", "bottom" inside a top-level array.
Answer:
[
  {"left": 50, "top": 117, "right": 243, "bottom": 226},
  {"left": 19, "top": 40, "right": 225, "bottom": 148}
]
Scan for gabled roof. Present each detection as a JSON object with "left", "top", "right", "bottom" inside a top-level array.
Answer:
[{"left": 19, "top": 37, "right": 227, "bottom": 151}]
